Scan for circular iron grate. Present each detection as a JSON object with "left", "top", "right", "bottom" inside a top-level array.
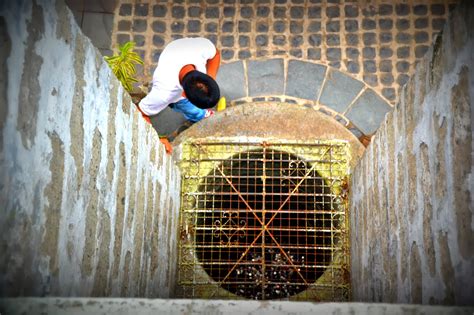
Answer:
[{"left": 194, "top": 150, "right": 338, "bottom": 300}]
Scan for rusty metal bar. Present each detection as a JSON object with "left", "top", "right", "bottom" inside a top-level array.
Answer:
[{"left": 178, "top": 140, "right": 350, "bottom": 301}]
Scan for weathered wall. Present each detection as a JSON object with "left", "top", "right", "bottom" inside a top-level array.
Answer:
[
  {"left": 350, "top": 1, "right": 473, "bottom": 305},
  {"left": 0, "top": 0, "right": 180, "bottom": 297}
]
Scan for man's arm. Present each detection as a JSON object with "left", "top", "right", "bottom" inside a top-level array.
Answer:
[
  {"left": 205, "top": 49, "right": 220, "bottom": 80},
  {"left": 138, "top": 88, "right": 169, "bottom": 116}
]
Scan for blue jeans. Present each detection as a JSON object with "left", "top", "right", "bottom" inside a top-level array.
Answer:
[{"left": 169, "top": 98, "right": 206, "bottom": 122}]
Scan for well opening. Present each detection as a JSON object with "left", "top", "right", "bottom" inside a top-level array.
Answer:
[{"left": 177, "top": 140, "right": 351, "bottom": 301}]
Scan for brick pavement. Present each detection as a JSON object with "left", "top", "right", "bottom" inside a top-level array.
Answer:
[{"left": 112, "top": 0, "right": 457, "bottom": 106}]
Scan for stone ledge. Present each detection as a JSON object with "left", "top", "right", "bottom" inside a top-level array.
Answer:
[
  {"left": 217, "top": 58, "right": 393, "bottom": 137},
  {"left": 1, "top": 298, "right": 473, "bottom": 315}
]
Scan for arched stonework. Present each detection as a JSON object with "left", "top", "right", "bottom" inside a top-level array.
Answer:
[{"left": 217, "top": 59, "right": 393, "bottom": 137}]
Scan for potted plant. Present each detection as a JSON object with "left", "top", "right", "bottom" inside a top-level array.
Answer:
[{"left": 104, "top": 41, "right": 146, "bottom": 103}]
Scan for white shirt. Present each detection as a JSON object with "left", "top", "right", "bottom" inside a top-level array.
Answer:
[{"left": 139, "top": 37, "right": 216, "bottom": 116}]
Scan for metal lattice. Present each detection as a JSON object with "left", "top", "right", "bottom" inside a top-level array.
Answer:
[{"left": 178, "top": 140, "right": 350, "bottom": 301}]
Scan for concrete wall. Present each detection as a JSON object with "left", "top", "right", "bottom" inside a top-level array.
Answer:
[
  {"left": 350, "top": 1, "right": 473, "bottom": 305},
  {"left": 0, "top": 0, "right": 180, "bottom": 297}
]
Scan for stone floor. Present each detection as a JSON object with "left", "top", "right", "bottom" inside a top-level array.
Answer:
[{"left": 64, "top": 0, "right": 458, "bottom": 142}]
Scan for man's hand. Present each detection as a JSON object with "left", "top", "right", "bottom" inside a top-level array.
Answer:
[
  {"left": 204, "top": 109, "right": 214, "bottom": 118},
  {"left": 160, "top": 137, "right": 173, "bottom": 154}
]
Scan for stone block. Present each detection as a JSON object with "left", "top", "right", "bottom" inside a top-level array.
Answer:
[
  {"left": 290, "top": 6, "right": 304, "bottom": 18},
  {"left": 415, "top": 18, "right": 428, "bottom": 29},
  {"left": 363, "top": 47, "right": 375, "bottom": 59},
  {"left": 132, "top": 19, "right": 147, "bottom": 32},
  {"left": 255, "top": 34, "right": 268, "bottom": 46},
  {"left": 346, "top": 34, "right": 359, "bottom": 45},
  {"left": 187, "top": 20, "right": 201, "bottom": 32},
  {"left": 396, "top": 4, "right": 410, "bottom": 15},
  {"left": 380, "top": 74, "right": 394, "bottom": 85},
  {"left": 134, "top": 3, "right": 148, "bottom": 16},
  {"left": 152, "top": 21, "right": 166, "bottom": 33},
  {"left": 216, "top": 61, "right": 246, "bottom": 100},
  {"left": 171, "top": 22, "right": 184, "bottom": 33},
  {"left": 345, "top": 20, "right": 358, "bottom": 32},
  {"left": 346, "top": 89, "right": 392, "bottom": 134},
  {"left": 205, "top": 7, "right": 219, "bottom": 18},
  {"left": 248, "top": 59, "right": 284, "bottom": 97},
  {"left": 119, "top": 3, "right": 131, "bottom": 16},
  {"left": 379, "top": 47, "right": 393, "bottom": 58},
  {"left": 257, "top": 6, "right": 270, "bottom": 17},
  {"left": 362, "top": 19, "right": 376, "bottom": 30},
  {"left": 326, "top": 6, "right": 340, "bottom": 18},
  {"left": 327, "top": 48, "right": 341, "bottom": 61},
  {"left": 205, "top": 22, "right": 217, "bottom": 33},
  {"left": 238, "top": 50, "right": 251, "bottom": 59},
  {"left": 309, "top": 6, "right": 322, "bottom": 18},
  {"left": 274, "top": 7, "right": 286, "bottom": 18},
  {"left": 431, "top": 4, "right": 445, "bottom": 15},
  {"left": 240, "top": 6, "right": 253, "bottom": 18},
  {"left": 274, "top": 21, "right": 286, "bottom": 33},
  {"left": 346, "top": 60, "right": 360, "bottom": 73},
  {"left": 239, "top": 35, "right": 250, "bottom": 47},
  {"left": 272, "top": 35, "right": 285, "bottom": 46},
  {"left": 379, "top": 19, "right": 393, "bottom": 30},
  {"left": 220, "top": 35, "right": 234, "bottom": 47},
  {"left": 285, "top": 60, "right": 326, "bottom": 100},
  {"left": 238, "top": 21, "right": 251, "bottom": 32},
  {"left": 153, "top": 5, "right": 166, "bottom": 17},
  {"left": 290, "top": 21, "right": 303, "bottom": 33},
  {"left": 414, "top": 5, "right": 428, "bottom": 15},
  {"left": 326, "top": 21, "right": 340, "bottom": 32},
  {"left": 415, "top": 45, "right": 430, "bottom": 58},
  {"left": 363, "top": 33, "right": 376, "bottom": 45},
  {"left": 172, "top": 6, "right": 185, "bottom": 18},
  {"left": 257, "top": 22, "right": 269, "bottom": 32},
  {"left": 346, "top": 47, "right": 360, "bottom": 59},
  {"left": 308, "top": 21, "right": 321, "bottom": 32},
  {"left": 224, "top": 21, "right": 234, "bottom": 33},
  {"left": 221, "top": 49, "right": 234, "bottom": 60},
  {"left": 290, "top": 35, "right": 303, "bottom": 47},
  {"left": 379, "top": 4, "right": 393, "bottom": 15},
  {"left": 319, "top": 68, "right": 364, "bottom": 112},
  {"left": 307, "top": 48, "right": 321, "bottom": 60},
  {"left": 188, "top": 6, "right": 202, "bottom": 17},
  {"left": 344, "top": 4, "right": 358, "bottom": 17},
  {"left": 118, "top": 20, "right": 131, "bottom": 31},
  {"left": 380, "top": 32, "right": 393, "bottom": 43},
  {"left": 396, "top": 19, "right": 410, "bottom": 30},
  {"left": 326, "top": 34, "right": 340, "bottom": 46},
  {"left": 223, "top": 7, "right": 235, "bottom": 17},
  {"left": 290, "top": 49, "right": 302, "bottom": 58}
]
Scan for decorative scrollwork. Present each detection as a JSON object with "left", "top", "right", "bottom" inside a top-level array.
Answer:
[{"left": 212, "top": 211, "right": 247, "bottom": 245}]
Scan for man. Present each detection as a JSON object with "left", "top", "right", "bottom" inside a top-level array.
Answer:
[{"left": 139, "top": 37, "right": 221, "bottom": 123}]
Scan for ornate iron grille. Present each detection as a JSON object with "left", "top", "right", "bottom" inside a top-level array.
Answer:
[{"left": 178, "top": 140, "right": 350, "bottom": 301}]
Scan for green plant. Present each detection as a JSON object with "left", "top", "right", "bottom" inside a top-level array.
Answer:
[{"left": 104, "top": 41, "right": 144, "bottom": 92}]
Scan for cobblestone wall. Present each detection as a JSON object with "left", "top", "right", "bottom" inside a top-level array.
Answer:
[
  {"left": 112, "top": 0, "right": 458, "bottom": 106},
  {"left": 0, "top": 0, "right": 180, "bottom": 297},
  {"left": 350, "top": 1, "right": 473, "bottom": 305}
]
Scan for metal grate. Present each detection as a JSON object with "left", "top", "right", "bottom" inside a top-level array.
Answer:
[{"left": 178, "top": 140, "right": 350, "bottom": 301}]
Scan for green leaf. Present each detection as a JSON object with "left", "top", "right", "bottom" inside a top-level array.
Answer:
[{"left": 104, "top": 41, "right": 144, "bottom": 93}]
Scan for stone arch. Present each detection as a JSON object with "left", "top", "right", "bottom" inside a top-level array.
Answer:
[{"left": 216, "top": 59, "right": 393, "bottom": 136}]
